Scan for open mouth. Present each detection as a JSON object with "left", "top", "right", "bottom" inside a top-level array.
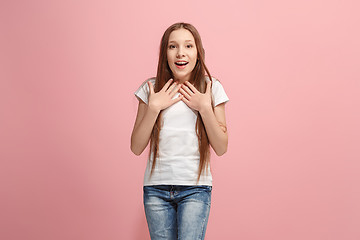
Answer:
[{"left": 175, "top": 61, "right": 189, "bottom": 66}]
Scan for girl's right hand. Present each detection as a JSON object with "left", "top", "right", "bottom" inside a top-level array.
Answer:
[{"left": 147, "top": 79, "right": 183, "bottom": 112}]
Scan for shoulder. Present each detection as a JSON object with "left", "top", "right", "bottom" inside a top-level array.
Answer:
[
  {"left": 134, "top": 77, "right": 156, "bottom": 104},
  {"left": 205, "top": 76, "right": 229, "bottom": 106},
  {"left": 136, "top": 77, "right": 156, "bottom": 94},
  {"left": 204, "top": 75, "right": 224, "bottom": 89},
  {"left": 148, "top": 77, "right": 156, "bottom": 84}
]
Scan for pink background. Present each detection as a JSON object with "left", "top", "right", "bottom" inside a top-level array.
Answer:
[{"left": 1, "top": 0, "right": 359, "bottom": 239}]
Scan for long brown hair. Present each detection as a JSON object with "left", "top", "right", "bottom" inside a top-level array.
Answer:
[{"left": 150, "top": 22, "right": 212, "bottom": 182}]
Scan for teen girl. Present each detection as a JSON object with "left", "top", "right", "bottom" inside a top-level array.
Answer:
[{"left": 131, "top": 22, "right": 229, "bottom": 240}]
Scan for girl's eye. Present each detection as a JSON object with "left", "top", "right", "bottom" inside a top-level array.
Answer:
[
  {"left": 168, "top": 45, "right": 176, "bottom": 49},
  {"left": 186, "top": 44, "right": 193, "bottom": 48}
]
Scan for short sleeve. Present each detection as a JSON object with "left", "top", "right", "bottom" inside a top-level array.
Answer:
[
  {"left": 210, "top": 77, "right": 229, "bottom": 107},
  {"left": 134, "top": 78, "right": 155, "bottom": 104}
]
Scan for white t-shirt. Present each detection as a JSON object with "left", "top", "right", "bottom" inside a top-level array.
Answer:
[{"left": 134, "top": 77, "right": 229, "bottom": 186}]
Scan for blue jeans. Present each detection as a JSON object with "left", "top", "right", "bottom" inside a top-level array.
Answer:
[{"left": 143, "top": 185, "right": 212, "bottom": 240}]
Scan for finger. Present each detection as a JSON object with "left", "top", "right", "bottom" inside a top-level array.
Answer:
[
  {"left": 162, "top": 78, "right": 173, "bottom": 92},
  {"left": 181, "top": 96, "right": 190, "bottom": 106},
  {"left": 171, "top": 94, "right": 183, "bottom": 104},
  {"left": 179, "top": 88, "right": 191, "bottom": 100},
  {"left": 169, "top": 84, "right": 182, "bottom": 98},
  {"left": 181, "top": 84, "right": 194, "bottom": 96},
  {"left": 206, "top": 80, "right": 212, "bottom": 93},
  {"left": 166, "top": 81, "right": 178, "bottom": 94},
  {"left": 148, "top": 81, "right": 154, "bottom": 94},
  {"left": 184, "top": 81, "right": 198, "bottom": 93}
]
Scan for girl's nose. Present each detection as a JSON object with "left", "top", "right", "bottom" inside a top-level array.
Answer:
[{"left": 176, "top": 47, "right": 185, "bottom": 58}]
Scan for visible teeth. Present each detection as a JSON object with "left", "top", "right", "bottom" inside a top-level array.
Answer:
[{"left": 175, "top": 62, "right": 188, "bottom": 66}]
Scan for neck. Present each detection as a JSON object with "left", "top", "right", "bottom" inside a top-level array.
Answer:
[{"left": 174, "top": 75, "right": 190, "bottom": 84}]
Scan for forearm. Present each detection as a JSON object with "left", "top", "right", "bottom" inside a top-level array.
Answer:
[
  {"left": 131, "top": 107, "right": 160, "bottom": 155},
  {"left": 199, "top": 107, "right": 228, "bottom": 156}
]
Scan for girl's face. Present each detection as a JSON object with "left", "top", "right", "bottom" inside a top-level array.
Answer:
[{"left": 167, "top": 28, "right": 197, "bottom": 83}]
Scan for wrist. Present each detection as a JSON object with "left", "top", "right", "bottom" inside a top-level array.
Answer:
[
  {"left": 147, "top": 105, "right": 161, "bottom": 115},
  {"left": 199, "top": 104, "right": 213, "bottom": 115}
]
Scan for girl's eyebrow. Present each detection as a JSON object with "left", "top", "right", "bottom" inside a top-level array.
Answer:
[{"left": 168, "top": 40, "right": 194, "bottom": 43}]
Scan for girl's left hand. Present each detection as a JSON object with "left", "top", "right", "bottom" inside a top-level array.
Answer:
[{"left": 180, "top": 81, "right": 212, "bottom": 112}]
